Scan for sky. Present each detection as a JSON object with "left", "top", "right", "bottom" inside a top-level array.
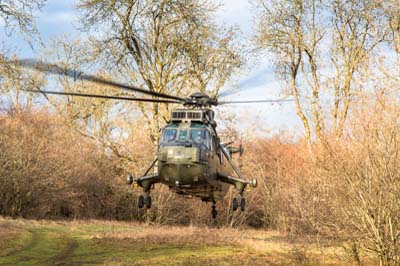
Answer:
[{"left": 0, "top": 0, "right": 302, "bottom": 138}]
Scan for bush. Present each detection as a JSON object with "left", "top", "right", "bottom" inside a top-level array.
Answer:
[{"left": 0, "top": 110, "right": 121, "bottom": 219}]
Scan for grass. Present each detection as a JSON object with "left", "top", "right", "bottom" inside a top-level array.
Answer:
[{"left": 0, "top": 217, "right": 372, "bottom": 266}]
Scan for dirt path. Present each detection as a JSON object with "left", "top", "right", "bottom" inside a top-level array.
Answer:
[
  {"left": 47, "top": 239, "right": 80, "bottom": 266},
  {"left": 4, "top": 230, "right": 40, "bottom": 257}
]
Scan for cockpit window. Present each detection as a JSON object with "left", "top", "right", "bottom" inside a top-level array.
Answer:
[
  {"left": 190, "top": 129, "right": 204, "bottom": 144},
  {"left": 161, "top": 126, "right": 211, "bottom": 147},
  {"left": 162, "top": 128, "right": 178, "bottom": 143},
  {"left": 178, "top": 129, "right": 188, "bottom": 142}
]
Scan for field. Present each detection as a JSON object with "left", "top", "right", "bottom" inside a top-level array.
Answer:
[{"left": 0, "top": 217, "right": 364, "bottom": 266}]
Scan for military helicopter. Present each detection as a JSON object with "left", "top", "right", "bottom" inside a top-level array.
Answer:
[{"left": 12, "top": 59, "right": 292, "bottom": 219}]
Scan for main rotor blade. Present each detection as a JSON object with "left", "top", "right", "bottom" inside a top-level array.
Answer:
[
  {"left": 218, "top": 87, "right": 242, "bottom": 98},
  {"left": 25, "top": 90, "right": 181, "bottom": 104},
  {"left": 218, "top": 99, "right": 294, "bottom": 105},
  {"left": 12, "top": 59, "right": 186, "bottom": 103}
]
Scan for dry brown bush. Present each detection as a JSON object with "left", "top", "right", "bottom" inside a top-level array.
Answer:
[
  {"left": 326, "top": 102, "right": 400, "bottom": 266},
  {"left": 236, "top": 137, "right": 314, "bottom": 232},
  {"left": 217, "top": 98, "right": 400, "bottom": 265},
  {"left": 274, "top": 99, "right": 400, "bottom": 265},
  {"left": 0, "top": 109, "right": 123, "bottom": 219}
]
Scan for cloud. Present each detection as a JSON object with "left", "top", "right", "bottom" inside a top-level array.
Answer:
[
  {"left": 216, "top": 0, "right": 253, "bottom": 31},
  {"left": 40, "top": 11, "right": 77, "bottom": 23},
  {"left": 34, "top": 0, "right": 79, "bottom": 26}
]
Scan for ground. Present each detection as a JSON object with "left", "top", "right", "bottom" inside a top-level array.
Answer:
[{"left": 0, "top": 217, "right": 365, "bottom": 266}]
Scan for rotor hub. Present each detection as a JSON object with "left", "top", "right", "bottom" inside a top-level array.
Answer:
[{"left": 185, "top": 92, "right": 217, "bottom": 107}]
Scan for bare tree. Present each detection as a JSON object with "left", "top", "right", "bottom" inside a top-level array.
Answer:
[
  {"left": 77, "top": 0, "right": 242, "bottom": 146},
  {"left": 255, "top": 0, "right": 387, "bottom": 145},
  {"left": 381, "top": 1, "right": 400, "bottom": 52},
  {"left": 330, "top": 0, "right": 386, "bottom": 139},
  {"left": 39, "top": 38, "right": 152, "bottom": 171},
  {"left": 0, "top": 0, "right": 46, "bottom": 111},
  {"left": 0, "top": 57, "right": 45, "bottom": 113},
  {"left": 255, "top": 0, "right": 313, "bottom": 145},
  {"left": 0, "top": 0, "right": 46, "bottom": 41}
]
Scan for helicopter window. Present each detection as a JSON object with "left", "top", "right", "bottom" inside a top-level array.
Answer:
[
  {"left": 190, "top": 129, "right": 204, "bottom": 144},
  {"left": 162, "top": 129, "right": 178, "bottom": 143},
  {"left": 177, "top": 129, "right": 188, "bottom": 142}
]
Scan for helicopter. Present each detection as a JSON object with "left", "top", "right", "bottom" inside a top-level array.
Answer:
[{"left": 10, "top": 59, "right": 292, "bottom": 219}]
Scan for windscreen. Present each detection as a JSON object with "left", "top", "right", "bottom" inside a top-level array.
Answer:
[{"left": 161, "top": 126, "right": 210, "bottom": 146}]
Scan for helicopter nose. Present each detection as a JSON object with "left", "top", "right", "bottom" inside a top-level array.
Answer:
[
  {"left": 159, "top": 147, "right": 199, "bottom": 162},
  {"left": 158, "top": 161, "right": 205, "bottom": 186}
]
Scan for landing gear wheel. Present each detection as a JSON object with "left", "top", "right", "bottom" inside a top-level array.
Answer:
[
  {"left": 145, "top": 195, "right": 152, "bottom": 209},
  {"left": 232, "top": 198, "right": 238, "bottom": 211},
  {"left": 211, "top": 203, "right": 217, "bottom": 219},
  {"left": 240, "top": 198, "right": 246, "bottom": 211},
  {"left": 138, "top": 195, "right": 144, "bottom": 209},
  {"left": 211, "top": 208, "right": 218, "bottom": 219}
]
